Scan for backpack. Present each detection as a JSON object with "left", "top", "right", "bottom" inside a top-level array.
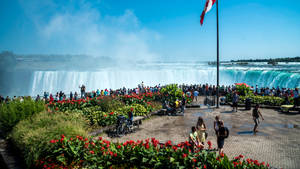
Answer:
[{"left": 218, "top": 127, "right": 229, "bottom": 139}]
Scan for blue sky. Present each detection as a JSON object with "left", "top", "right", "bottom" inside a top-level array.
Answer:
[{"left": 0, "top": 0, "right": 300, "bottom": 61}]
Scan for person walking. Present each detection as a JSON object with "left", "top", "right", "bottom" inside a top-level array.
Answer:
[
  {"left": 252, "top": 104, "right": 264, "bottom": 133},
  {"left": 232, "top": 92, "right": 239, "bottom": 112},
  {"left": 214, "top": 115, "right": 221, "bottom": 134},
  {"left": 196, "top": 117, "right": 207, "bottom": 146},
  {"left": 216, "top": 121, "right": 229, "bottom": 155}
]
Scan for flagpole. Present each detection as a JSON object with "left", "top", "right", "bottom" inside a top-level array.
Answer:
[{"left": 216, "top": 0, "right": 220, "bottom": 108}]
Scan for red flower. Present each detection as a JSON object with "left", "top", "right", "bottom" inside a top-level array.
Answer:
[
  {"left": 145, "top": 143, "right": 150, "bottom": 149},
  {"left": 109, "top": 112, "right": 114, "bottom": 115},
  {"left": 165, "top": 140, "right": 172, "bottom": 146},
  {"left": 117, "top": 145, "right": 122, "bottom": 149},
  {"left": 203, "top": 165, "right": 207, "bottom": 169},
  {"left": 182, "top": 153, "right": 187, "bottom": 158},
  {"left": 99, "top": 137, "right": 102, "bottom": 140},
  {"left": 239, "top": 154, "right": 244, "bottom": 158},
  {"left": 192, "top": 158, "right": 197, "bottom": 163},
  {"left": 207, "top": 141, "right": 212, "bottom": 149},
  {"left": 89, "top": 150, "right": 95, "bottom": 154},
  {"left": 220, "top": 153, "right": 224, "bottom": 158},
  {"left": 172, "top": 146, "right": 177, "bottom": 151}
]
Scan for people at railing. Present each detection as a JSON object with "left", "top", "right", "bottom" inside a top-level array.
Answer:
[{"left": 0, "top": 83, "right": 298, "bottom": 106}]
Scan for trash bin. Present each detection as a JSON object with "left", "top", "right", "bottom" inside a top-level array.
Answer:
[{"left": 245, "top": 98, "right": 251, "bottom": 110}]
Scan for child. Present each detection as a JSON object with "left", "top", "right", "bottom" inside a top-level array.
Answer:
[{"left": 189, "top": 126, "right": 203, "bottom": 150}]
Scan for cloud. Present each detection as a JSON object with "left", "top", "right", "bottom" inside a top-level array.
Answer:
[{"left": 19, "top": 0, "right": 160, "bottom": 63}]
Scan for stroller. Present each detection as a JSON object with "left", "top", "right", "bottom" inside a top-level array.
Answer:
[{"left": 114, "top": 115, "right": 133, "bottom": 137}]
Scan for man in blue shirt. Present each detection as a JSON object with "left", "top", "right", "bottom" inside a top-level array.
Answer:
[{"left": 193, "top": 90, "right": 199, "bottom": 102}]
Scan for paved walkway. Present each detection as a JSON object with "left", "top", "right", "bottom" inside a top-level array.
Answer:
[{"left": 103, "top": 98, "right": 300, "bottom": 169}]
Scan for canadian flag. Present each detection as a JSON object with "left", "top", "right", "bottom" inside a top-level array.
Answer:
[{"left": 200, "top": 0, "right": 216, "bottom": 25}]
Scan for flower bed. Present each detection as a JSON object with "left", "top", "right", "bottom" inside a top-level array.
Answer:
[
  {"left": 37, "top": 135, "right": 270, "bottom": 169},
  {"left": 47, "top": 96, "right": 162, "bottom": 127}
]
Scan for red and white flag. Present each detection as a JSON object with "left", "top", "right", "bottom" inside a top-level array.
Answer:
[{"left": 200, "top": 0, "right": 216, "bottom": 25}]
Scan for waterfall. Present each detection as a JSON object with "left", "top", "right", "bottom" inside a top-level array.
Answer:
[{"left": 30, "top": 67, "right": 300, "bottom": 96}]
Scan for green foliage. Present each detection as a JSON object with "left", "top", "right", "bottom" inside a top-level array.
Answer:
[
  {"left": 239, "top": 95, "right": 284, "bottom": 106},
  {"left": 38, "top": 136, "right": 270, "bottom": 169},
  {"left": 160, "top": 84, "right": 183, "bottom": 103},
  {"left": 0, "top": 98, "right": 45, "bottom": 135},
  {"left": 117, "top": 103, "right": 148, "bottom": 116},
  {"left": 236, "top": 84, "right": 252, "bottom": 96},
  {"left": 10, "top": 111, "right": 88, "bottom": 168}
]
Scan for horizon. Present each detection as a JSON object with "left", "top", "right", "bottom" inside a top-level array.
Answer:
[{"left": 0, "top": 0, "right": 300, "bottom": 61}]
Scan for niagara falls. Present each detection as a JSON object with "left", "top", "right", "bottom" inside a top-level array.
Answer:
[{"left": 0, "top": 0, "right": 300, "bottom": 169}]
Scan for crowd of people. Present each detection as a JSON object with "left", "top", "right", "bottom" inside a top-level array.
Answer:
[{"left": 0, "top": 83, "right": 299, "bottom": 106}]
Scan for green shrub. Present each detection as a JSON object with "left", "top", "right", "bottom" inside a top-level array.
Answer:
[
  {"left": 0, "top": 98, "right": 45, "bottom": 135},
  {"left": 160, "top": 84, "right": 183, "bottom": 104},
  {"left": 10, "top": 111, "right": 88, "bottom": 168},
  {"left": 236, "top": 84, "right": 252, "bottom": 96},
  {"left": 239, "top": 95, "right": 284, "bottom": 106},
  {"left": 117, "top": 103, "right": 148, "bottom": 116}
]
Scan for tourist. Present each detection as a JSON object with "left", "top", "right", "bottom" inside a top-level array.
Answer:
[
  {"left": 128, "top": 107, "right": 134, "bottom": 125},
  {"left": 181, "top": 94, "right": 186, "bottom": 114},
  {"left": 35, "top": 95, "right": 40, "bottom": 101},
  {"left": 196, "top": 117, "right": 207, "bottom": 146},
  {"left": 79, "top": 85, "right": 86, "bottom": 98},
  {"left": 232, "top": 92, "right": 239, "bottom": 112},
  {"left": 294, "top": 88, "right": 299, "bottom": 108},
  {"left": 189, "top": 126, "right": 202, "bottom": 150},
  {"left": 44, "top": 92, "right": 48, "bottom": 100},
  {"left": 214, "top": 115, "right": 221, "bottom": 134},
  {"left": 216, "top": 121, "right": 229, "bottom": 155},
  {"left": 5, "top": 96, "right": 10, "bottom": 103},
  {"left": 252, "top": 104, "right": 264, "bottom": 133},
  {"left": 193, "top": 90, "right": 199, "bottom": 102},
  {"left": 96, "top": 89, "right": 100, "bottom": 96},
  {"left": 69, "top": 91, "right": 72, "bottom": 100}
]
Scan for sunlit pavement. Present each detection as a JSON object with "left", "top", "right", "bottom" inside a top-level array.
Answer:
[{"left": 103, "top": 97, "right": 300, "bottom": 169}]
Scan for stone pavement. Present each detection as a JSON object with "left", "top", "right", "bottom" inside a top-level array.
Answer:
[{"left": 103, "top": 98, "right": 300, "bottom": 169}]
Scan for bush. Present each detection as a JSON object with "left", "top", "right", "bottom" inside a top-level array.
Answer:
[
  {"left": 37, "top": 136, "right": 271, "bottom": 169},
  {"left": 0, "top": 98, "right": 45, "bottom": 135},
  {"left": 239, "top": 95, "right": 284, "bottom": 106},
  {"left": 117, "top": 103, "right": 148, "bottom": 116},
  {"left": 236, "top": 84, "right": 252, "bottom": 96},
  {"left": 160, "top": 84, "right": 183, "bottom": 103},
  {"left": 10, "top": 111, "right": 88, "bottom": 168}
]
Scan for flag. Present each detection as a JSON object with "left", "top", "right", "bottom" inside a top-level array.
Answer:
[{"left": 200, "top": 0, "right": 216, "bottom": 25}]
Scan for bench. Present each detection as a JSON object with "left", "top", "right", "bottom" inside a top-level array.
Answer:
[
  {"left": 281, "top": 105, "right": 294, "bottom": 113},
  {"left": 132, "top": 116, "right": 144, "bottom": 128}
]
